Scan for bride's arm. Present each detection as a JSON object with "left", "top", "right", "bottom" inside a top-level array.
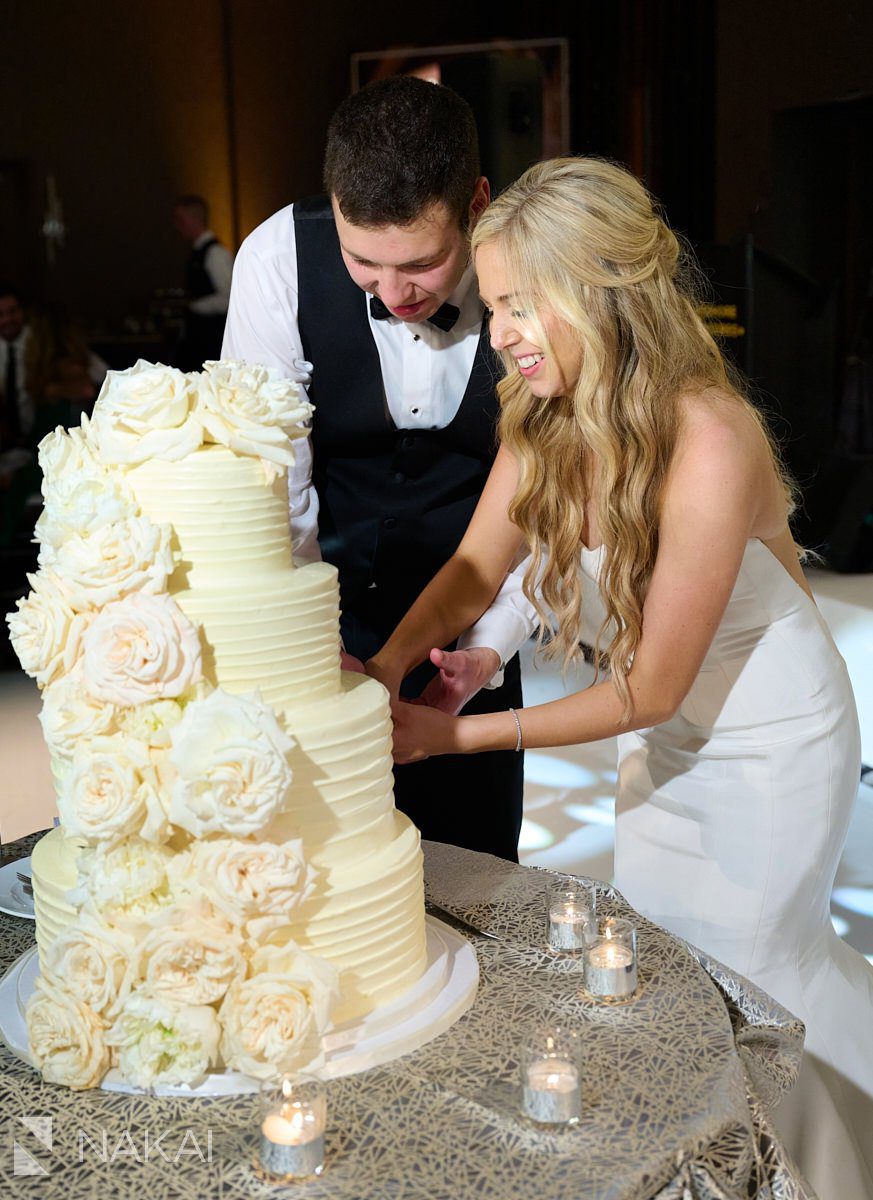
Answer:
[
  {"left": 392, "top": 410, "right": 772, "bottom": 759},
  {"left": 367, "top": 444, "right": 526, "bottom": 695}
]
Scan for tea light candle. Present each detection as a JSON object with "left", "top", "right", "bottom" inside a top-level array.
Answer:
[
  {"left": 519, "top": 1026, "right": 583, "bottom": 1126},
  {"left": 547, "top": 884, "right": 595, "bottom": 953},
  {"left": 583, "top": 918, "right": 638, "bottom": 998},
  {"left": 522, "top": 1058, "right": 582, "bottom": 1124},
  {"left": 258, "top": 1077, "right": 326, "bottom": 1180}
]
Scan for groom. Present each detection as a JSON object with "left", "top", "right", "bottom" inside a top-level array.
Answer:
[{"left": 223, "top": 76, "right": 535, "bottom": 861}]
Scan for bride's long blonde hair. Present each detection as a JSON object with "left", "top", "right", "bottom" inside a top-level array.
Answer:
[{"left": 471, "top": 157, "right": 794, "bottom": 716}]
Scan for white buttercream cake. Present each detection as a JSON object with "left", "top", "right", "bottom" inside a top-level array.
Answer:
[{"left": 7, "top": 359, "right": 428, "bottom": 1091}]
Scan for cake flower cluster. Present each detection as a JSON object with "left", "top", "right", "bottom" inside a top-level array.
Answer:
[{"left": 7, "top": 361, "right": 339, "bottom": 1092}]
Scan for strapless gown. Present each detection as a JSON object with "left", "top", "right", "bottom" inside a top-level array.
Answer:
[{"left": 583, "top": 538, "right": 873, "bottom": 1197}]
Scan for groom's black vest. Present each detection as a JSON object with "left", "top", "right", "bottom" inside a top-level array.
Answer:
[{"left": 293, "top": 196, "right": 502, "bottom": 656}]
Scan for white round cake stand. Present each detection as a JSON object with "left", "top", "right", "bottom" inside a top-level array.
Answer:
[{"left": 0, "top": 915, "right": 478, "bottom": 1096}]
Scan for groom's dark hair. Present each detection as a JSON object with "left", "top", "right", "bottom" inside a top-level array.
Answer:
[{"left": 323, "top": 75, "right": 481, "bottom": 229}]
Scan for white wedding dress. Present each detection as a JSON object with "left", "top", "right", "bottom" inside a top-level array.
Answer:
[{"left": 585, "top": 537, "right": 873, "bottom": 1198}]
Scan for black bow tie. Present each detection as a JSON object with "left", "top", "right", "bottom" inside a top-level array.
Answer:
[{"left": 369, "top": 294, "right": 460, "bottom": 333}]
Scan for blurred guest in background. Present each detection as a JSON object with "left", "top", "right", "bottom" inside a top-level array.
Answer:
[
  {"left": 0, "top": 289, "right": 107, "bottom": 544},
  {"left": 0, "top": 284, "right": 29, "bottom": 457},
  {"left": 24, "top": 304, "right": 107, "bottom": 432},
  {"left": 173, "top": 194, "right": 233, "bottom": 369}
]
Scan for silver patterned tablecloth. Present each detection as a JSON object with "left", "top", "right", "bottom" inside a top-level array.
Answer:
[{"left": 0, "top": 834, "right": 815, "bottom": 1200}]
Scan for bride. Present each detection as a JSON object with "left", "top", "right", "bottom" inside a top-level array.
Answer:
[{"left": 367, "top": 157, "right": 873, "bottom": 1196}]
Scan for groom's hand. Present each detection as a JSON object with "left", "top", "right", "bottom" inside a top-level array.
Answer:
[{"left": 418, "top": 647, "right": 501, "bottom": 716}]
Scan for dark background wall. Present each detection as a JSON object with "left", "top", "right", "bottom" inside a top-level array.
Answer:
[
  {"left": 714, "top": 0, "right": 873, "bottom": 243},
  {"left": 1, "top": 0, "right": 715, "bottom": 325},
  {"left": 1, "top": 0, "right": 870, "bottom": 327}
]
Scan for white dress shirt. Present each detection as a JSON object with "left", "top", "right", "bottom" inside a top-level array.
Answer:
[
  {"left": 189, "top": 231, "right": 234, "bottom": 317},
  {"left": 222, "top": 203, "right": 538, "bottom": 678}
]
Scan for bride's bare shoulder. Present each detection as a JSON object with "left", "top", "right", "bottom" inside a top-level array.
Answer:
[{"left": 674, "top": 386, "right": 770, "bottom": 464}]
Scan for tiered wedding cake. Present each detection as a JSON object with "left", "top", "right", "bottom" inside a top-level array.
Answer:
[{"left": 7, "top": 360, "right": 428, "bottom": 1091}]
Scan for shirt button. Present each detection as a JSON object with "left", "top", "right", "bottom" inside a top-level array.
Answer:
[
  {"left": 401, "top": 435, "right": 415, "bottom": 449},
  {"left": 411, "top": 407, "right": 419, "bottom": 415},
  {"left": 413, "top": 334, "right": 421, "bottom": 342},
  {"left": 383, "top": 517, "right": 397, "bottom": 530}
]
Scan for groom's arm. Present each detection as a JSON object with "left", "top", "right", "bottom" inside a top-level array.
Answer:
[{"left": 221, "top": 204, "right": 321, "bottom": 564}]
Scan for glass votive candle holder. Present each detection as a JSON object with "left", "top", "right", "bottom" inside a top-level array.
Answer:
[
  {"left": 519, "top": 1026, "right": 582, "bottom": 1125},
  {"left": 257, "top": 1075, "right": 326, "bottom": 1180},
  {"left": 547, "top": 882, "right": 595, "bottom": 953},
  {"left": 583, "top": 917, "right": 638, "bottom": 999}
]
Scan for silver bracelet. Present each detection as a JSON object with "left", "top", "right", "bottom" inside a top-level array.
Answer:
[{"left": 508, "top": 707, "right": 523, "bottom": 753}]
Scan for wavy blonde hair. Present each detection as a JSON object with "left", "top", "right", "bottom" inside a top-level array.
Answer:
[{"left": 471, "top": 157, "right": 794, "bottom": 716}]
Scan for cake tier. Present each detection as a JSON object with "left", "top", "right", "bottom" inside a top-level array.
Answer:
[
  {"left": 126, "top": 445, "right": 342, "bottom": 704},
  {"left": 32, "top": 675, "right": 428, "bottom": 1022},
  {"left": 270, "top": 672, "right": 396, "bottom": 858},
  {"left": 31, "top": 813, "right": 426, "bottom": 1024},
  {"left": 174, "top": 560, "right": 341, "bottom": 707},
  {"left": 30, "top": 827, "right": 81, "bottom": 957},
  {"left": 126, "top": 446, "right": 294, "bottom": 587}
]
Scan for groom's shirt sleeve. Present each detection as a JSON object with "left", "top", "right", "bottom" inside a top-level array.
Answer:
[
  {"left": 457, "top": 550, "right": 540, "bottom": 688},
  {"left": 221, "top": 204, "right": 321, "bottom": 566}
]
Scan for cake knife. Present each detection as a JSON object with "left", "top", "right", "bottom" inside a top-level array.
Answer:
[{"left": 425, "top": 899, "right": 499, "bottom": 941}]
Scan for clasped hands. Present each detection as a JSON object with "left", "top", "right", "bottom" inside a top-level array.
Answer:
[{"left": 341, "top": 647, "right": 500, "bottom": 763}]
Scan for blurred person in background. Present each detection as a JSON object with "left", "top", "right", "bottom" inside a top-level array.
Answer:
[
  {"left": 0, "top": 290, "right": 106, "bottom": 544},
  {"left": 173, "top": 194, "right": 233, "bottom": 369}
]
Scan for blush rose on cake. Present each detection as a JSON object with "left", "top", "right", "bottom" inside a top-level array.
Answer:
[{"left": 7, "top": 359, "right": 428, "bottom": 1091}]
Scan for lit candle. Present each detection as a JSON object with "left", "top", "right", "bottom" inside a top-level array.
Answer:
[
  {"left": 258, "top": 1083, "right": 326, "bottom": 1179},
  {"left": 583, "top": 919, "right": 638, "bottom": 998},
  {"left": 522, "top": 1058, "right": 582, "bottom": 1124},
  {"left": 547, "top": 884, "right": 594, "bottom": 953}
]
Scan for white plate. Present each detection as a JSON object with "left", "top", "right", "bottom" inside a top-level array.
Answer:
[
  {"left": 0, "top": 916, "right": 479, "bottom": 1094},
  {"left": 0, "top": 857, "right": 35, "bottom": 920}
]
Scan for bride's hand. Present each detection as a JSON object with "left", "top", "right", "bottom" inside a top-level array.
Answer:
[{"left": 390, "top": 699, "right": 459, "bottom": 764}]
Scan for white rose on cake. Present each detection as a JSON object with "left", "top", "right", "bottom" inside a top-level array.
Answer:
[
  {"left": 90, "top": 360, "right": 203, "bottom": 465},
  {"left": 131, "top": 913, "right": 244, "bottom": 1006},
  {"left": 168, "top": 689, "right": 294, "bottom": 837},
  {"left": 41, "top": 914, "right": 134, "bottom": 1022},
  {"left": 198, "top": 359, "right": 313, "bottom": 466},
  {"left": 6, "top": 570, "right": 90, "bottom": 687},
  {"left": 38, "top": 420, "right": 102, "bottom": 490},
  {"left": 117, "top": 695, "right": 185, "bottom": 748},
  {"left": 39, "top": 669, "right": 117, "bottom": 761},
  {"left": 137, "top": 763, "right": 175, "bottom": 845},
  {"left": 26, "top": 975, "right": 111, "bottom": 1090},
  {"left": 41, "top": 515, "right": 174, "bottom": 609},
  {"left": 106, "top": 990, "right": 221, "bottom": 1089},
  {"left": 73, "top": 837, "right": 175, "bottom": 926},
  {"left": 36, "top": 472, "right": 139, "bottom": 551},
  {"left": 82, "top": 592, "right": 203, "bottom": 706},
  {"left": 219, "top": 944, "right": 339, "bottom": 1080},
  {"left": 168, "top": 836, "right": 315, "bottom": 941},
  {"left": 58, "top": 735, "right": 153, "bottom": 844}
]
